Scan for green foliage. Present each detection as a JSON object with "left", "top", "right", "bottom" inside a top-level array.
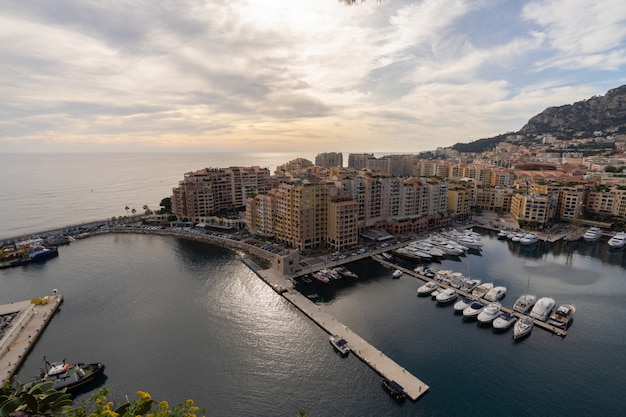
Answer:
[
  {"left": 0, "top": 380, "right": 73, "bottom": 417},
  {"left": 159, "top": 197, "right": 172, "bottom": 214}
]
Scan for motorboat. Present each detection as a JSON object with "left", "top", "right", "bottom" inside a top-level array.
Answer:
[
  {"left": 607, "top": 232, "right": 626, "bottom": 249},
  {"left": 329, "top": 335, "right": 350, "bottom": 356},
  {"left": 477, "top": 303, "right": 502, "bottom": 326},
  {"left": 513, "top": 315, "right": 534, "bottom": 340},
  {"left": 520, "top": 233, "right": 539, "bottom": 245},
  {"left": 548, "top": 304, "right": 576, "bottom": 329},
  {"left": 455, "top": 235, "right": 483, "bottom": 250},
  {"left": 472, "top": 282, "right": 493, "bottom": 298},
  {"left": 25, "top": 357, "right": 106, "bottom": 393},
  {"left": 513, "top": 294, "right": 536, "bottom": 314},
  {"left": 436, "top": 288, "right": 457, "bottom": 304},
  {"left": 417, "top": 281, "right": 438, "bottom": 296},
  {"left": 483, "top": 286, "right": 507, "bottom": 302},
  {"left": 392, "top": 269, "right": 403, "bottom": 279},
  {"left": 529, "top": 297, "right": 556, "bottom": 321},
  {"left": 492, "top": 312, "right": 517, "bottom": 332},
  {"left": 449, "top": 273, "right": 467, "bottom": 289},
  {"left": 434, "top": 269, "right": 453, "bottom": 284},
  {"left": 333, "top": 266, "right": 358, "bottom": 279},
  {"left": 497, "top": 230, "right": 509, "bottom": 239},
  {"left": 463, "top": 301, "right": 485, "bottom": 320},
  {"left": 381, "top": 378, "right": 406, "bottom": 401},
  {"left": 414, "top": 266, "right": 435, "bottom": 278},
  {"left": 511, "top": 231, "right": 526, "bottom": 242},
  {"left": 460, "top": 278, "right": 481, "bottom": 293},
  {"left": 583, "top": 227, "right": 602, "bottom": 242},
  {"left": 311, "top": 271, "right": 330, "bottom": 283},
  {"left": 453, "top": 296, "right": 473, "bottom": 313}
]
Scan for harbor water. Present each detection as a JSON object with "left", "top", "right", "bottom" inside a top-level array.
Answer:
[{"left": 1, "top": 153, "right": 625, "bottom": 416}]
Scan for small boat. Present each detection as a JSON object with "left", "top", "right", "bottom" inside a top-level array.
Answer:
[
  {"left": 333, "top": 266, "right": 358, "bottom": 279},
  {"left": 471, "top": 282, "right": 493, "bottom": 298},
  {"left": 302, "top": 275, "right": 312, "bottom": 283},
  {"left": 477, "top": 303, "right": 502, "bottom": 326},
  {"left": 417, "top": 281, "right": 438, "bottom": 296},
  {"left": 463, "top": 301, "right": 485, "bottom": 320},
  {"left": 453, "top": 296, "right": 472, "bottom": 313},
  {"left": 381, "top": 378, "right": 406, "bottom": 401},
  {"left": 512, "top": 231, "right": 526, "bottom": 242},
  {"left": 513, "top": 294, "right": 536, "bottom": 314},
  {"left": 583, "top": 227, "right": 602, "bottom": 242},
  {"left": 497, "top": 230, "right": 509, "bottom": 239},
  {"left": 513, "top": 315, "right": 534, "bottom": 340},
  {"left": 607, "top": 232, "right": 626, "bottom": 249},
  {"left": 436, "top": 288, "right": 457, "bottom": 304},
  {"left": 483, "top": 286, "right": 507, "bottom": 302},
  {"left": 492, "top": 312, "right": 517, "bottom": 332},
  {"left": 414, "top": 266, "right": 435, "bottom": 278},
  {"left": 563, "top": 231, "right": 584, "bottom": 242},
  {"left": 311, "top": 271, "right": 330, "bottom": 283},
  {"left": 547, "top": 304, "right": 575, "bottom": 329},
  {"left": 392, "top": 269, "right": 403, "bottom": 279},
  {"left": 329, "top": 335, "right": 350, "bottom": 356},
  {"left": 529, "top": 297, "right": 556, "bottom": 321},
  {"left": 26, "top": 357, "right": 106, "bottom": 393},
  {"left": 381, "top": 252, "right": 393, "bottom": 260},
  {"left": 520, "top": 233, "right": 539, "bottom": 245}
]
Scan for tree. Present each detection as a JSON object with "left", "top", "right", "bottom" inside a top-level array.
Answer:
[
  {"left": 131, "top": 208, "right": 137, "bottom": 217},
  {"left": 143, "top": 205, "right": 152, "bottom": 215},
  {"left": 159, "top": 197, "right": 172, "bottom": 214},
  {"left": 125, "top": 206, "right": 130, "bottom": 217}
]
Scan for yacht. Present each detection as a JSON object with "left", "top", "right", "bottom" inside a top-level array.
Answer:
[
  {"left": 492, "top": 312, "right": 517, "bottom": 332},
  {"left": 497, "top": 230, "right": 509, "bottom": 239},
  {"left": 511, "top": 231, "right": 526, "bottom": 242},
  {"left": 520, "top": 233, "right": 539, "bottom": 245},
  {"left": 607, "top": 232, "right": 626, "bottom": 249},
  {"left": 483, "top": 286, "right": 507, "bottom": 302},
  {"left": 453, "top": 296, "right": 473, "bottom": 314},
  {"left": 455, "top": 235, "right": 483, "bottom": 250},
  {"left": 477, "top": 303, "right": 502, "bottom": 326},
  {"left": 529, "top": 297, "right": 556, "bottom": 321},
  {"left": 513, "top": 294, "right": 536, "bottom": 314},
  {"left": 472, "top": 282, "right": 494, "bottom": 299},
  {"left": 416, "top": 281, "right": 438, "bottom": 297},
  {"left": 449, "top": 273, "right": 467, "bottom": 289},
  {"left": 435, "top": 288, "right": 457, "bottom": 304},
  {"left": 463, "top": 301, "right": 485, "bottom": 320},
  {"left": 332, "top": 266, "right": 358, "bottom": 279},
  {"left": 548, "top": 304, "right": 575, "bottom": 329},
  {"left": 513, "top": 315, "right": 534, "bottom": 340},
  {"left": 583, "top": 227, "right": 602, "bottom": 242},
  {"left": 414, "top": 266, "right": 435, "bottom": 278},
  {"left": 460, "top": 278, "right": 481, "bottom": 293}
]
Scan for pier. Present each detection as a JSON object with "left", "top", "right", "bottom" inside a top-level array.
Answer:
[
  {"left": 0, "top": 294, "right": 63, "bottom": 381},
  {"left": 255, "top": 265, "right": 429, "bottom": 401},
  {"left": 375, "top": 260, "right": 568, "bottom": 337}
]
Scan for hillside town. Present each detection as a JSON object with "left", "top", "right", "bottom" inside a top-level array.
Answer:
[{"left": 167, "top": 132, "right": 626, "bottom": 255}]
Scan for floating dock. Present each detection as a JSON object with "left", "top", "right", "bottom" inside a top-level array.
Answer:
[
  {"left": 0, "top": 294, "right": 63, "bottom": 381},
  {"left": 254, "top": 264, "right": 429, "bottom": 401}
]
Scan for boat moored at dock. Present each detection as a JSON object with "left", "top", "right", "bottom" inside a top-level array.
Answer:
[
  {"left": 329, "top": 335, "right": 350, "bottom": 356},
  {"left": 530, "top": 297, "right": 556, "bottom": 321}
]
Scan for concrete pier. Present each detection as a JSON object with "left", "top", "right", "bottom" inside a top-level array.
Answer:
[
  {"left": 0, "top": 294, "right": 63, "bottom": 381},
  {"left": 256, "top": 265, "right": 429, "bottom": 401}
]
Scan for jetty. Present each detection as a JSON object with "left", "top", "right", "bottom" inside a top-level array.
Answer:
[
  {"left": 0, "top": 293, "right": 63, "bottom": 381},
  {"left": 255, "top": 264, "right": 429, "bottom": 401}
]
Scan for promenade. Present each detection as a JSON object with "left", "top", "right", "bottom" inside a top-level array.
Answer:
[{"left": 0, "top": 294, "right": 63, "bottom": 381}]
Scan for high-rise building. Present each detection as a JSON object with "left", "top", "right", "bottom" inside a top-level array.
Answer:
[{"left": 315, "top": 152, "right": 343, "bottom": 169}]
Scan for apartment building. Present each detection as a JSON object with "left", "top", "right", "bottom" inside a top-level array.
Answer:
[
  {"left": 315, "top": 152, "right": 343, "bottom": 169},
  {"left": 172, "top": 166, "right": 271, "bottom": 220},
  {"left": 510, "top": 193, "right": 552, "bottom": 225},
  {"left": 327, "top": 197, "right": 359, "bottom": 250}
]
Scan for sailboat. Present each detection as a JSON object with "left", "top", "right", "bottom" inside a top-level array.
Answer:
[{"left": 513, "top": 275, "right": 534, "bottom": 340}]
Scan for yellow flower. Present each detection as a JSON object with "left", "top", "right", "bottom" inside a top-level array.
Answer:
[
  {"left": 137, "top": 391, "right": 152, "bottom": 401},
  {"left": 159, "top": 401, "right": 169, "bottom": 410}
]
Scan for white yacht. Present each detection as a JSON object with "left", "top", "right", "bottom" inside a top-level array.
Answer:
[
  {"left": 548, "top": 304, "right": 575, "bottom": 329},
  {"left": 607, "top": 232, "right": 626, "bottom": 249},
  {"left": 513, "top": 315, "right": 534, "bottom": 340},
  {"left": 477, "top": 303, "right": 502, "bottom": 326},
  {"left": 483, "top": 286, "right": 507, "bottom": 302},
  {"left": 472, "top": 282, "right": 494, "bottom": 298},
  {"left": 520, "top": 233, "right": 539, "bottom": 245},
  {"left": 436, "top": 288, "right": 457, "bottom": 304},
  {"left": 583, "top": 227, "right": 602, "bottom": 242},
  {"left": 449, "top": 273, "right": 467, "bottom": 289},
  {"left": 492, "top": 312, "right": 517, "bottom": 332},
  {"left": 513, "top": 294, "right": 536, "bottom": 314},
  {"left": 460, "top": 278, "right": 481, "bottom": 293},
  {"left": 453, "top": 296, "right": 472, "bottom": 313},
  {"left": 511, "top": 231, "right": 526, "bottom": 242},
  {"left": 497, "top": 230, "right": 509, "bottom": 239},
  {"left": 392, "top": 269, "right": 403, "bottom": 279},
  {"left": 463, "top": 301, "right": 485, "bottom": 320},
  {"left": 416, "top": 281, "right": 438, "bottom": 297},
  {"left": 529, "top": 297, "right": 556, "bottom": 321}
]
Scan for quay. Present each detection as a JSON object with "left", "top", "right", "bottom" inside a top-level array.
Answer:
[
  {"left": 0, "top": 293, "right": 63, "bottom": 381},
  {"left": 254, "top": 264, "right": 429, "bottom": 401},
  {"left": 375, "top": 260, "right": 568, "bottom": 337}
]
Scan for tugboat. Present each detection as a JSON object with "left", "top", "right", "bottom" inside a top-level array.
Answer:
[{"left": 26, "top": 357, "right": 106, "bottom": 393}]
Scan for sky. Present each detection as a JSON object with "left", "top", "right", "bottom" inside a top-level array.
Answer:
[{"left": 2, "top": 0, "right": 626, "bottom": 154}]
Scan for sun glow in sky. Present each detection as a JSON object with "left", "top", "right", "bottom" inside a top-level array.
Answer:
[{"left": 2, "top": 0, "right": 626, "bottom": 154}]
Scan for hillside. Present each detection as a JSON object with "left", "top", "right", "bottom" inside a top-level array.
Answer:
[{"left": 451, "top": 84, "right": 626, "bottom": 153}]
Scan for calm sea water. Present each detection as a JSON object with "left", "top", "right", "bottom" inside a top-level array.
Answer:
[{"left": 1, "top": 154, "right": 625, "bottom": 416}]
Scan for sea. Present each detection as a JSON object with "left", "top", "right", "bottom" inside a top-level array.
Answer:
[{"left": 1, "top": 153, "right": 625, "bottom": 417}]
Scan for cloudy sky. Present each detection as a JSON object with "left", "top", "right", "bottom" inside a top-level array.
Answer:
[{"left": 2, "top": 0, "right": 626, "bottom": 154}]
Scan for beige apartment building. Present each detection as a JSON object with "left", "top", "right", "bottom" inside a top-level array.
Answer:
[
  {"left": 172, "top": 166, "right": 271, "bottom": 221},
  {"left": 510, "top": 193, "right": 552, "bottom": 225}
]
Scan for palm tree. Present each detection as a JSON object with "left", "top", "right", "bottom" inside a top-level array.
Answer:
[
  {"left": 125, "top": 206, "right": 130, "bottom": 217},
  {"left": 143, "top": 205, "right": 151, "bottom": 215},
  {"left": 131, "top": 208, "right": 137, "bottom": 218}
]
